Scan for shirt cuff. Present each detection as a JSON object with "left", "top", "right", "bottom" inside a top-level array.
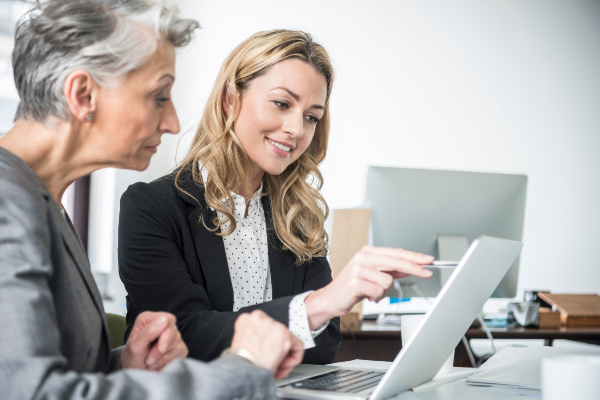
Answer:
[{"left": 288, "top": 291, "right": 330, "bottom": 349}]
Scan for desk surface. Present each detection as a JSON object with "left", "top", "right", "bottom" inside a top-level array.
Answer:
[{"left": 415, "top": 377, "right": 527, "bottom": 400}]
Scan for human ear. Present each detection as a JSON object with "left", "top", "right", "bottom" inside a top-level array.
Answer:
[
  {"left": 222, "top": 85, "right": 234, "bottom": 118},
  {"left": 63, "top": 70, "right": 97, "bottom": 123}
]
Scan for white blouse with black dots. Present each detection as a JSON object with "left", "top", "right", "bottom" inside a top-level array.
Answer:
[{"left": 201, "top": 166, "right": 329, "bottom": 349}]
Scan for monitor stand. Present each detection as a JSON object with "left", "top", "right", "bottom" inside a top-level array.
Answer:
[{"left": 437, "top": 234, "right": 469, "bottom": 287}]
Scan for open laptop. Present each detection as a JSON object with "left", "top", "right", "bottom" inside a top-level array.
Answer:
[{"left": 277, "top": 235, "right": 524, "bottom": 400}]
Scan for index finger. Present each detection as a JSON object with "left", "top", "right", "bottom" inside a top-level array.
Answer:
[
  {"left": 354, "top": 252, "right": 433, "bottom": 279},
  {"left": 157, "top": 323, "right": 179, "bottom": 353},
  {"left": 144, "top": 326, "right": 179, "bottom": 366},
  {"left": 361, "top": 246, "right": 434, "bottom": 265},
  {"left": 131, "top": 312, "right": 176, "bottom": 337}
]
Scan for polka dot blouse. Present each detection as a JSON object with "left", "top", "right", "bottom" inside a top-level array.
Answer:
[{"left": 201, "top": 166, "right": 329, "bottom": 348}]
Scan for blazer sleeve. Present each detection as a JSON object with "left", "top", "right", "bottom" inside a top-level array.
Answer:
[
  {"left": 0, "top": 178, "right": 275, "bottom": 400},
  {"left": 299, "top": 258, "right": 343, "bottom": 364},
  {"left": 107, "top": 347, "right": 123, "bottom": 372},
  {"left": 119, "top": 183, "right": 296, "bottom": 362}
]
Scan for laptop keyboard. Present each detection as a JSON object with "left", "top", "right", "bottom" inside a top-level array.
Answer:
[{"left": 281, "top": 369, "right": 385, "bottom": 393}]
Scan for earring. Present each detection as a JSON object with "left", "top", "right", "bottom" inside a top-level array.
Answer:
[{"left": 85, "top": 113, "right": 92, "bottom": 122}]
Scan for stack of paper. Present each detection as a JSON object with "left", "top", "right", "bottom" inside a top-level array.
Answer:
[{"left": 466, "top": 344, "right": 600, "bottom": 396}]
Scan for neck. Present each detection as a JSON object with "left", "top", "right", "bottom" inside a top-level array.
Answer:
[
  {"left": 234, "top": 163, "right": 265, "bottom": 200},
  {"left": 0, "top": 118, "right": 104, "bottom": 205}
]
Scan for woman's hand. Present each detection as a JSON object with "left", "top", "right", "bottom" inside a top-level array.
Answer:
[
  {"left": 120, "top": 311, "right": 188, "bottom": 371},
  {"left": 231, "top": 310, "right": 304, "bottom": 379},
  {"left": 304, "top": 246, "right": 434, "bottom": 330}
]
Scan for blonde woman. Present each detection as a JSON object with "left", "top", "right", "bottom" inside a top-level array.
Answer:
[{"left": 118, "top": 30, "right": 434, "bottom": 364}]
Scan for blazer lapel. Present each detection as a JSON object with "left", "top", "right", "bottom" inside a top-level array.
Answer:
[
  {"left": 186, "top": 207, "right": 234, "bottom": 311},
  {"left": 261, "top": 196, "right": 297, "bottom": 299},
  {"left": 2, "top": 150, "right": 110, "bottom": 351},
  {"left": 46, "top": 194, "right": 109, "bottom": 341},
  {"left": 177, "top": 168, "right": 234, "bottom": 311}
]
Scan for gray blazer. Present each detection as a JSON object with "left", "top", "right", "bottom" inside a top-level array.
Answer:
[{"left": 0, "top": 147, "right": 276, "bottom": 400}]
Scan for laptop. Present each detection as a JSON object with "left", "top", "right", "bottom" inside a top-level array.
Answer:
[{"left": 277, "top": 235, "right": 524, "bottom": 400}]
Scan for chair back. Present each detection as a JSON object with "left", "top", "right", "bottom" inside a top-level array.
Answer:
[{"left": 106, "top": 313, "right": 127, "bottom": 350}]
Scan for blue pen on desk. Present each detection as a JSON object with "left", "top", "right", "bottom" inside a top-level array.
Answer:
[{"left": 389, "top": 298, "right": 411, "bottom": 304}]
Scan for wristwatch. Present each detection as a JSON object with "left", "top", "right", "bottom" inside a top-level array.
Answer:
[{"left": 220, "top": 347, "right": 261, "bottom": 368}]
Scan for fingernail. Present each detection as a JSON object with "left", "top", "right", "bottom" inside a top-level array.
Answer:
[
  {"left": 423, "top": 255, "right": 434, "bottom": 263},
  {"left": 155, "top": 317, "right": 167, "bottom": 327},
  {"left": 147, "top": 357, "right": 156, "bottom": 365},
  {"left": 424, "top": 269, "right": 433, "bottom": 277}
]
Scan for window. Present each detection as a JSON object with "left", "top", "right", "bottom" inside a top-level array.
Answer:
[{"left": 0, "top": 1, "right": 26, "bottom": 133}]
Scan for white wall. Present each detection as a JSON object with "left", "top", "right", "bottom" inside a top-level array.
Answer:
[
  {"left": 1, "top": 33, "right": 18, "bottom": 134},
  {"left": 98, "top": 0, "right": 600, "bottom": 309}
]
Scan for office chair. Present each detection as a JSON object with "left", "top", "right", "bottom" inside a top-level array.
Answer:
[{"left": 106, "top": 313, "right": 127, "bottom": 350}]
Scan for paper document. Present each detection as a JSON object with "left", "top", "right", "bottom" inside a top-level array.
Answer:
[
  {"left": 476, "top": 386, "right": 541, "bottom": 398},
  {"left": 466, "top": 344, "right": 600, "bottom": 391}
]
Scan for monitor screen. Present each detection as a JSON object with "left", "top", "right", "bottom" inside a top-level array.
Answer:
[{"left": 365, "top": 166, "right": 527, "bottom": 298}]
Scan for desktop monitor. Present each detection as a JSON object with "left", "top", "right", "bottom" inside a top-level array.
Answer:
[{"left": 364, "top": 166, "right": 527, "bottom": 298}]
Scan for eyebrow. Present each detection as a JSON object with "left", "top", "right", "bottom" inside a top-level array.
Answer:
[
  {"left": 159, "top": 73, "right": 175, "bottom": 82},
  {"left": 273, "top": 87, "right": 324, "bottom": 110}
]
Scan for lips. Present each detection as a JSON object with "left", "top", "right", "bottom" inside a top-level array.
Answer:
[
  {"left": 266, "top": 137, "right": 294, "bottom": 152},
  {"left": 265, "top": 137, "right": 292, "bottom": 158}
]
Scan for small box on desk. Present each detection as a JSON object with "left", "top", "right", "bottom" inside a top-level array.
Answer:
[
  {"left": 537, "top": 292, "right": 600, "bottom": 328},
  {"left": 538, "top": 307, "right": 561, "bottom": 328}
]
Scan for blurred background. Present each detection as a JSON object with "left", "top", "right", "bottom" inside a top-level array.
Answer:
[{"left": 1, "top": 0, "right": 599, "bottom": 323}]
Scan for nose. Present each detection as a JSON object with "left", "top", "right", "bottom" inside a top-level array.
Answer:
[
  {"left": 281, "top": 111, "right": 304, "bottom": 139},
  {"left": 159, "top": 101, "right": 180, "bottom": 135}
]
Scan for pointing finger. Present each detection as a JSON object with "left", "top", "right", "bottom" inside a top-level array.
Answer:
[
  {"left": 361, "top": 246, "right": 434, "bottom": 265},
  {"left": 353, "top": 252, "right": 432, "bottom": 278},
  {"left": 357, "top": 267, "right": 395, "bottom": 291}
]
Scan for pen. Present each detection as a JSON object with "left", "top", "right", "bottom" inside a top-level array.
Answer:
[{"left": 430, "top": 261, "right": 459, "bottom": 267}]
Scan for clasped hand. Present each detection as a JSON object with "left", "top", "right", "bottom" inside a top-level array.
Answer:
[
  {"left": 120, "top": 309, "right": 304, "bottom": 380},
  {"left": 232, "top": 310, "right": 304, "bottom": 380},
  {"left": 120, "top": 311, "right": 188, "bottom": 371}
]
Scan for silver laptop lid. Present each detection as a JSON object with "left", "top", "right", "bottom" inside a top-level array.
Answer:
[{"left": 369, "top": 235, "right": 523, "bottom": 400}]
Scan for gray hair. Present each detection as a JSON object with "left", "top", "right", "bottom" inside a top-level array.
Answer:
[{"left": 12, "top": 0, "right": 199, "bottom": 124}]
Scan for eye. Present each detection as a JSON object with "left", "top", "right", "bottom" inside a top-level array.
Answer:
[
  {"left": 274, "top": 101, "right": 289, "bottom": 110},
  {"left": 155, "top": 97, "right": 170, "bottom": 108},
  {"left": 304, "top": 115, "right": 320, "bottom": 124}
]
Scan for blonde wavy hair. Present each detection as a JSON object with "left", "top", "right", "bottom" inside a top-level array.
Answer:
[{"left": 176, "top": 29, "right": 334, "bottom": 265}]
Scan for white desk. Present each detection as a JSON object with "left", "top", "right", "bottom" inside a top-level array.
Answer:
[
  {"left": 414, "top": 377, "right": 537, "bottom": 400},
  {"left": 328, "top": 360, "right": 528, "bottom": 400}
]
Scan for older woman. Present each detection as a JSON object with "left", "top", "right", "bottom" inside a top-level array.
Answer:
[
  {"left": 118, "top": 30, "right": 434, "bottom": 365},
  {"left": 0, "top": 1, "right": 303, "bottom": 399}
]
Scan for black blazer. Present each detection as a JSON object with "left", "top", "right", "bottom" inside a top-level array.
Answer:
[{"left": 118, "top": 166, "right": 341, "bottom": 364}]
